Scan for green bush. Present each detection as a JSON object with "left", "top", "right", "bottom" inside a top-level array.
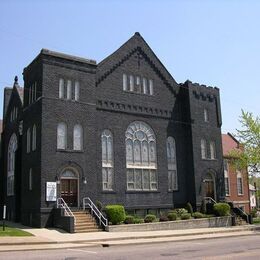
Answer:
[
  {"left": 124, "top": 215, "right": 134, "bottom": 224},
  {"left": 213, "top": 203, "right": 230, "bottom": 216},
  {"left": 96, "top": 200, "right": 103, "bottom": 211},
  {"left": 133, "top": 218, "right": 144, "bottom": 224},
  {"left": 186, "top": 203, "right": 193, "bottom": 215},
  {"left": 167, "top": 212, "right": 177, "bottom": 221},
  {"left": 105, "top": 205, "right": 126, "bottom": 225},
  {"left": 251, "top": 208, "right": 257, "bottom": 218},
  {"left": 175, "top": 208, "right": 188, "bottom": 217},
  {"left": 144, "top": 214, "right": 157, "bottom": 223},
  {"left": 192, "top": 212, "right": 204, "bottom": 219},
  {"left": 180, "top": 213, "right": 191, "bottom": 220}
]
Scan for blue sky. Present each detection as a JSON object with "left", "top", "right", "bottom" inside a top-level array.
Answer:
[{"left": 0, "top": 0, "right": 259, "bottom": 133}]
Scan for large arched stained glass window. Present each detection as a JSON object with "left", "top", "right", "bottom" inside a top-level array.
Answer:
[
  {"left": 125, "top": 121, "right": 157, "bottom": 190},
  {"left": 102, "top": 130, "right": 114, "bottom": 190},
  {"left": 7, "top": 134, "right": 17, "bottom": 196},
  {"left": 167, "top": 137, "right": 178, "bottom": 191}
]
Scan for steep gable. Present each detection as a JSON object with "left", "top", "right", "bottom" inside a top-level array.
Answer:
[{"left": 97, "top": 32, "right": 179, "bottom": 95}]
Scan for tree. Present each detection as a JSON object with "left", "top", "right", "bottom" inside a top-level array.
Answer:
[{"left": 229, "top": 110, "right": 260, "bottom": 176}]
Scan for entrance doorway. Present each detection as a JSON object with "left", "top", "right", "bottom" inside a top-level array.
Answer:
[
  {"left": 60, "top": 169, "right": 78, "bottom": 207},
  {"left": 204, "top": 172, "right": 215, "bottom": 199}
]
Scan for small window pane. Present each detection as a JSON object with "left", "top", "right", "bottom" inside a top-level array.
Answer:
[
  {"left": 129, "top": 75, "right": 134, "bottom": 91},
  {"left": 149, "top": 79, "right": 153, "bottom": 95},
  {"left": 73, "top": 125, "right": 83, "bottom": 150},
  {"left": 57, "top": 123, "right": 67, "bottom": 149},
  {"left": 210, "top": 141, "right": 216, "bottom": 159},
  {"left": 204, "top": 109, "right": 209, "bottom": 122},
  {"left": 143, "top": 170, "right": 150, "bottom": 190},
  {"left": 75, "top": 81, "right": 80, "bottom": 101},
  {"left": 123, "top": 74, "right": 127, "bottom": 91},
  {"left": 29, "top": 169, "right": 32, "bottom": 191},
  {"left": 143, "top": 78, "right": 148, "bottom": 94},
  {"left": 67, "top": 80, "right": 72, "bottom": 99},
  {"left": 59, "top": 79, "right": 64, "bottom": 99},
  {"left": 201, "top": 139, "right": 207, "bottom": 159},
  {"left": 135, "top": 169, "right": 142, "bottom": 190}
]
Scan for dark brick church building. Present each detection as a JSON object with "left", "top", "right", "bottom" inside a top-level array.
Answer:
[{"left": 1, "top": 33, "right": 225, "bottom": 228}]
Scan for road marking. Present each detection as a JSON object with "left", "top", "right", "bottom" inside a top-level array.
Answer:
[{"left": 67, "top": 248, "right": 97, "bottom": 254}]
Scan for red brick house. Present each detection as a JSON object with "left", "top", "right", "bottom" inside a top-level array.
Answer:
[{"left": 222, "top": 133, "right": 250, "bottom": 213}]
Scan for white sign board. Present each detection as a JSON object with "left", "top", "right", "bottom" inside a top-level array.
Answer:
[{"left": 46, "top": 182, "right": 57, "bottom": 201}]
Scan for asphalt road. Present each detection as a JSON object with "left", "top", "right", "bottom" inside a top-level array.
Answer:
[{"left": 1, "top": 235, "right": 260, "bottom": 260}]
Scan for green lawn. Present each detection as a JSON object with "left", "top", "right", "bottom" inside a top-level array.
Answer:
[
  {"left": 253, "top": 218, "right": 260, "bottom": 225},
  {"left": 0, "top": 226, "right": 33, "bottom": 236}
]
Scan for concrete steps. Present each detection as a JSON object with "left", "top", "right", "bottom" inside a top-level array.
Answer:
[{"left": 73, "top": 211, "right": 102, "bottom": 233}]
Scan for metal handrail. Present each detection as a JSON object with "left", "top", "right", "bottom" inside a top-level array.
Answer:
[
  {"left": 56, "top": 197, "right": 76, "bottom": 224},
  {"left": 234, "top": 206, "right": 249, "bottom": 223},
  {"left": 83, "top": 197, "right": 108, "bottom": 227},
  {"left": 204, "top": 197, "right": 217, "bottom": 204}
]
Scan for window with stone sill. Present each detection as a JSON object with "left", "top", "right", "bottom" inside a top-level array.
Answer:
[
  {"left": 123, "top": 74, "right": 154, "bottom": 96},
  {"left": 237, "top": 171, "right": 243, "bottom": 195},
  {"left": 59, "top": 78, "right": 80, "bottom": 101},
  {"left": 126, "top": 121, "right": 157, "bottom": 191}
]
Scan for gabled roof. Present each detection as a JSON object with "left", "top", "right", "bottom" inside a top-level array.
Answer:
[
  {"left": 97, "top": 32, "right": 179, "bottom": 94},
  {"left": 222, "top": 133, "right": 241, "bottom": 156}
]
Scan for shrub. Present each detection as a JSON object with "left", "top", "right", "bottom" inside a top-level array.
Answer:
[
  {"left": 213, "top": 203, "right": 230, "bottom": 216},
  {"left": 180, "top": 213, "right": 191, "bottom": 220},
  {"left": 159, "top": 215, "right": 169, "bottom": 222},
  {"left": 105, "top": 205, "right": 126, "bottom": 225},
  {"left": 192, "top": 212, "right": 204, "bottom": 219},
  {"left": 251, "top": 208, "right": 257, "bottom": 218},
  {"left": 144, "top": 214, "right": 157, "bottom": 223},
  {"left": 124, "top": 215, "right": 134, "bottom": 224},
  {"left": 133, "top": 218, "right": 144, "bottom": 224},
  {"left": 186, "top": 203, "right": 193, "bottom": 215},
  {"left": 175, "top": 208, "right": 188, "bottom": 217},
  {"left": 167, "top": 212, "right": 177, "bottom": 221},
  {"left": 96, "top": 200, "right": 103, "bottom": 211}
]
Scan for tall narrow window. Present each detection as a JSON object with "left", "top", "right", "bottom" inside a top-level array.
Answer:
[
  {"left": 7, "top": 134, "right": 17, "bottom": 196},
  {"left": 204, "top": 108, "right": 209, "bottom": 122},
  {"left": 75, "top": 81, "right": 80, "bottom": 101},
  {"left": 167, "top": 137, "right": 178, "bottom": 191},
  {"left": 27, "top": 128, "right": 31, "bottom": 153},
  {"left": 126, "top": 121, "right": 157, "bottom": 190},
  {"left": 57, "top": 123, "right": 67, "bottom": 149},
  {"left": 123, "top": 74, "right": 127, "bottom": 91},
  {"left": 34, "top": 82, "right": 37, "bottom": 101},
  {"left": 32, "top": 125, "right": 36, "bottom": 151},
  {"left": 29, "top": 169, "right": 32, "bottom": 191},
  {"left": 237, "top": 171, "right": 243, "bottom": 195},
  {"left": 29, "top": 86, "right": 31, "bottom": 105},
  {"left": 143, "top": 78, "right": 148, "bottom": 94},
  {"left": 102, "top": 130, "right": 114, "bottom": 190},
  {"left": 73, "top": 124, "right": 83, "bottom": 150},
  {"left": 210, "top": 141, "right": 216, "bottom": 159},
  {"left": 149, "top": 79, "right": 154, "bottom": 95},
  {"left": 201, "top": 139, "right": 207, "bottom": 159},
  {"left": 59, "top": 78, "right": 65, "bottom": 99},
  {"left": 129, "top": 75, "right": 134, "bottom": 91},
  {"left": 31, "top": 85, "right": 34, "bottom": 103},
  {"left": 67, "top": 80, "right": 72, "bottom": 100},
  {"left": 135, "top": 76, "right": 141, "bottom": 93},
  {"left": 224, "top": 159, "right": 230, "bottom": 196}
]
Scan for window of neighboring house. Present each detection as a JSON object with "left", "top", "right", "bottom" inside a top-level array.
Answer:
[
  {"left": 224, "top": 159, "right": 230, "bottom": 196},
  {"left": 73, "top": 124, "right": 83, "bottom": 150},
  {"left": 32, "top": 125, "right": 36, "bottom": 151},
  {"left": 204, "top": 108, "right": 209, "bottom": 122},
  {"left": 29, "top": 168, "right": 32, "bottom": 191},
  {"left": 57, "top": 123, "right": 67, "bottom": 149},
  {"left": 74, "top": 81, "right": 80, "bottom": 101},
  {"left": 27, "top": 128, "right": 31, "bottom": 153},
  {"left": 167, "top": 137, "right": 178, "bottom": 191},
  {"left": 237, "top": 171, "right": 243, "bottom": 195},
  {"left": 210, "top": 141, "right": 216, "bottom": 159},
  {"left": 102, "top": 129, "right": 114, "bottom": 191},
  {"left": 201, "top": 139, "right": 207, "bottom": 159},
  {"left": 59, "top": 78, "right": 65, "bottom": 99},
  {"left": 7, "top": 134, "right": 17, "bottom": 196},
  {"left": 126, "top": 121, "right": 157, "bottom": 191},
  {"left": 67, "top": 80, "right": 72, "bottom": 100}
]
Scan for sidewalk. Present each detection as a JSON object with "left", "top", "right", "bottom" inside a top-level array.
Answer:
[{"left": 0, "top": 221, "right": 259, "bottom": 252}]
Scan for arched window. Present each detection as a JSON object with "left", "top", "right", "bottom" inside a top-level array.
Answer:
[
  {"left": 7, "top": 134, "right": 17, "bottom": 196},
  {"left": 73, "top": 124, "right": 83, "bottom": 150},
  {"left": 201, "top": 139, "right": 207, "bottom": 159},
  {"left": 224, "top": 159, "right": 230, "bottom": 196},
  {"left": 57, "top": 123, "right": 67, "bottom": 149},
  {"left": 125, "top": 121, "right": 157, "bottom": 190},
  {"left": 167, "top": 137, "right": 178, "bottom": 191},
  {"left": 102, "top": 130, "right": 114, "bottom": 190},
  {"left": 237, "top": 171, "right": 243, "bottom": 195},
  {"left": 59, "top": 78, "right": 65, "bottom": 99},
  {"left": 204, "top": 108, "right": 209, "bottom": 122},
  {"left": 27, "top": 128, "right": 31, "bottom": 153},
  {"left": 210, "top": 141, "right": 216, "bottom": 159},
  {"left": 32, "top": 125, "right": 36, "bottom": 151}
]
